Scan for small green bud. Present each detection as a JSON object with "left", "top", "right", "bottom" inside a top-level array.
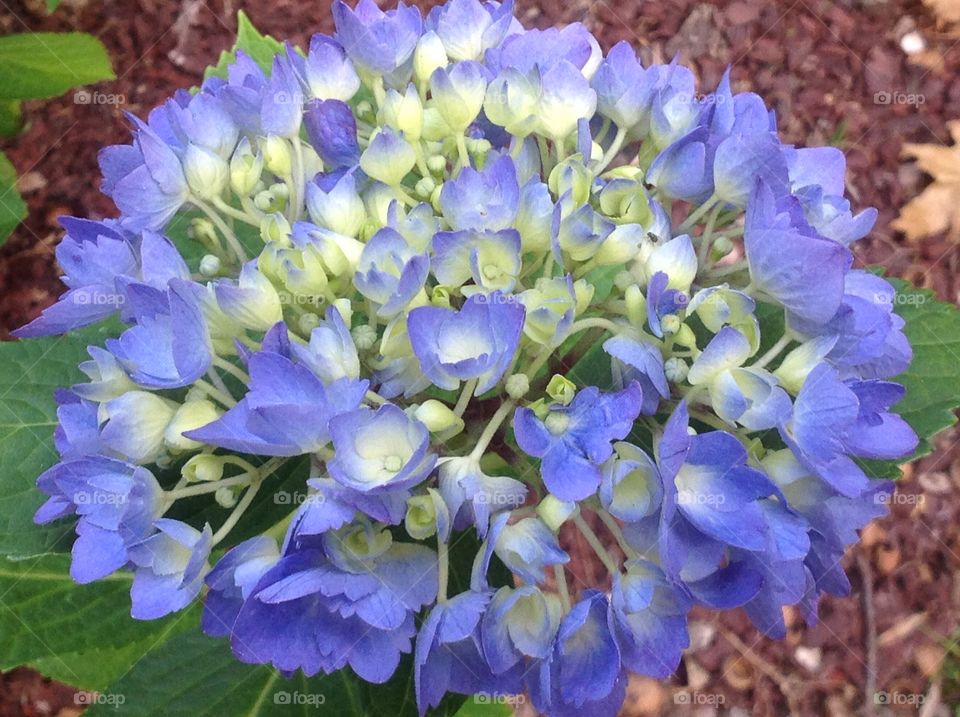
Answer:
[
  {"left": 181, "top": 454, "right": 226, "bottom": 483},
  {"left": 298, "top": 312, "right": 321, "bottom": 335},
  {"left": 164, "top": 400, "right": 221, "bottom": 452},
  {"left": 505, "top": 373, "right": 530, "bottom": 400},
  {"left": 664, "top": 356, "right": 689, "bottom": 383},
  {"left": 215, "top": 486, "right": 239, "bottom": 508},
  {"left": 415, "top": 176, "right": 436, "bottom": 198},
  {"left": 261, "top": 135, "right": 292, "bottom": 176},
  {"left": 661, "top": 314, "right": 681, "bottom": 335},
  {"left": 537, "top": 495, "right": 579, "bottom": 532},
  {"left": 673, "top": 324, "right": 698, "bottom": 351},
  {"left": 351, "top": 324, "right": 378, "bottom": 351},
  {"left": 260, "top": 213, "right": 292, "bottom": 245},
  {"left": 414, "top": 399, "right": 464, "bottom": 435},
  {"left": 431, "top": 285, "right": 452, "bottom": 308},
  {"left": 625, "top": 284, "right": 646, "bottom": 326},
  {"left": 230, "top": 137, "right": 263, "bottom": 196},
  {"left": 426, "top": 154, "right": 447, "bottom": 175},
  {"left": 712, "top": 236, "right": 734, "bottom": 258},
  {"left": 546, "top": 374, "right": 577, "bottom": 405},
  {"left": 405, "top": 494, "right": 438, "bottom": 540},
  {"left": 184, "top": 144, "right": 229, "bottom": 200},
  {"left": 573, "top": 279, "right": 595, "bottom": 314},
  {"left": 199, "top": 254, "right": 222, "bottom": 277}
]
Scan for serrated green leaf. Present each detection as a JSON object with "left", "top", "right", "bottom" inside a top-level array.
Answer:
[
  {"left": 0, "top": 323, "right": 118, "bottom": 556},
  {"left": 889, "top": 280, "right": 960, "bottom": 455},
  {"left": 29, "top": 641, "right": 158, "bottom": 691},
  {"left": 205, "top": 11, "right": 284, "bottom": 81},
  {"left": 0, "top": 150, "right": 27, "bottom": 242},
  {"left": 0, "top": 554, "right": 190, "bottom": 673},
  {"left": 0, "top": 33, "right": 114, "bottom": 100},
  {"left": 84, "top": 631, "right": 464, "bottom": 717}
]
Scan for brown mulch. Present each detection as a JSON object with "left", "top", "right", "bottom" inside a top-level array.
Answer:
[{"left": 2, "top": 0, "right": 960, "bottom": 715}]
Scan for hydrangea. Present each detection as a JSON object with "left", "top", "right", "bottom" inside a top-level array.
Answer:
[{"left": 20, "top": 1, "right": 922, "bottom": 714}]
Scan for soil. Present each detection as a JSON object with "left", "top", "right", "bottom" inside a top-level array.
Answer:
[{"left": 1, "top": 0, "right": 959, "bottom": 715}]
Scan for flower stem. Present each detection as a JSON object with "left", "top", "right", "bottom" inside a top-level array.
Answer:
[
  {"left": 194, "top": 379, "right": 237, "bottom": 408},
  {"left": 572, "top": 513, "right": 619, "bottom": 575},
  {"left": 554, "top": 563, "right": 572, "bottom": 612},
  {"left": 453, "top": 378, "right": 479, "bottom": 417},
  {"left": 437, "top": 535, "right": 449, "bottom": 604},
  {"left": 595, "top": 126, "right": 627, "bottom": 175},
  {"left": 192, "top": 197, "right": 249, "bottom": 263},
  {"left": 678, "top": 193, "right": 720, "bottom": 234}
]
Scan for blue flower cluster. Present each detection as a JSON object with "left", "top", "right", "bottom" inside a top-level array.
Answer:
[{"left": 21, "top": 1, "right": 918, "bottom": 714}]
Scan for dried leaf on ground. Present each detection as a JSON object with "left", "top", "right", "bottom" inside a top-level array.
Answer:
[{"left": 893, "top": 121, "right": 960, "bottom": 241}]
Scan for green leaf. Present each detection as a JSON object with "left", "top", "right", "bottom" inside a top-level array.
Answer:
[
  {"left": 0, "top": 100, "right": 23, "bottom": 138},
  {"left": 0, "top": 150, "right": 27, "bottom": 243},
  {"left": 452, "top": 699, "right": 514, "bottom": 717},
  {"left": 29, "top": 641, "right": 158, "bottom": 691},
  {"left": 0, "top": 554, "right": 191, "bottom": 673},
  {"left": 46, "top": 0, "right": 62, "bottom": 12},
  {"left": 0, "top": 33, "right": 114, "bottom": 100},
  {"left": 888, "top": 280, "right": 960, "bottom": 456},
  {"left": 84, "top": 632, "right": 464, "bottom": 717},
  {"left": 205, "top": 11, "right": 284, "bottom": 81},
  {"left": 0, "top": 323, "right": 118, "bottom": 557}
]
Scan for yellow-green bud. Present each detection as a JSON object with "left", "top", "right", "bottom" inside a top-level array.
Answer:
[
  {"left": 230, "top": 137, "right": 263, "bottom": 196},
  {"left": 537, "top": 495, "right": 579, "bottom": 532},
  {"left": 164, "top": 400, "right": 221, "bottom": 452},
  {"left": 181, "top": 454, "right": 226, "bottom": 483},
  {"left": 413, "top": 31, "right": 448, "bottom": 86},
  {"left": 261, "top": 135, "right": 292, "bottom": 176},
  {"left": 505, "top": 373, "right": 530, "bottom": 400},
  {"left": 573, "top": 279, "right": 595, "bottom": 314},
  {"left": 405, "top": 493, "right": 438, "bottom": 540},
  {"left": 546, "top": 374, "right": 577, "bottom": 405},
  {"left": 414, "top": 399, "right": 464, "bottom": 435}
]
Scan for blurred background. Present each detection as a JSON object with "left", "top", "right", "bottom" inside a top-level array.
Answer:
[{"left": 1, "top": 0, "right": 959, "bottom": 715}]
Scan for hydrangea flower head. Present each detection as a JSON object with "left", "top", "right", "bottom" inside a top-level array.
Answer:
[{"left": 18, "top": 2, "right": 922, "bottom": 715}]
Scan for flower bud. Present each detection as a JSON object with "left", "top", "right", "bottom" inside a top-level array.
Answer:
[
  {"left": 484, "top": 68, "right": 540, "bottom": 136},
  {"left": 360, "top": 128, "right": 416, "bottom": 186},
  {"left": 505, "top": 373, "right": 530, "bottom": 399},
  {"left": 660, "top": 314, "right": 681, "bottom": 335},
  {"left": 625, "top": 284, "right": 647, "bottom": 326},
  {"left": 519, "top": 276, "right": 576, "bottom": 347},
  {"left": 548, "top": 157, "right": 592, "bottom": 207},
  {"left": 215, "top": 486, "right": 239, "bottom": 508},
  {"left": 429, "top": 61, "right": 486, "bottom": 133},
  {"left": 199, "top": 254, "right": 221, "bottom": 277},
  {"left": 414, "top": 399, "right": 464, "bottom": 435},
  {"left": 181, "top": 454, "right": 226, "bottom": 483},
  {"left": 260, "top": 213, "right": 292, "bottom": 245},
  {"left": 230, "top": 137, "right": 263, "bottom": 196},
  {"left": 164, "top": 399, "right": 221, "bottom": 452},
  {"left": 184, "top": 144, "right": 229, "bottom": 200},
  {"left": 299, "top": 312, "right": 321, "bottom": 335},
  {"left": 664, "top": 356, "right": 689, "bottom": 383},
  {"left": 261, "top": 135, "right": 292, "bottom": 176},
  {"left": 546, "top": 374, "right": 577, "bottom": 405},
  {"left": 774, "top": 335, "right": 835, "bottom": 394},
  {"left": 573, "top": 279, "right": 595, "bottom": 314},
  {"left": 405, "top": 493, "right": 439, "bottom": 540},
  {"left": 645, "top": 234, "right": 698, "bottom": 293},
  {"left": 215, "top": 264, "right": 283, "bottom": 331},
  {"left": 594, "top": 223, "right": 644, "bottom": 266},
  {"left": 537, "top": 495, "right": 579, "bottom": 532},
  {"left": 378, "top": 84, "right": 423, "bottom": 141},
  {"left": 306, "top": 174, "right": 366, "bottom": 237},
  {"left": 351, "top": 324, "right": 378, "bottom": 351},
  {"left": 426, "top": 154, "right": 447, "bottom": 175},
  {"left": 413, "top": 31, "right": 448, "bottom": 86}
]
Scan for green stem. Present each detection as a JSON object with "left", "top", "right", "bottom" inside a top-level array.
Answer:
[
  {"left": 678, "top": 193, "right": 720, "bottom": 234},
  {"left": 554, "top": 563, "right": 572, "bottom": 612},
  {"left": 213, "top": 356, "right": 250, "bottom": 384},
  {"left": 191, "top": 197, "right": 249, "bottom": 263},
  {"left": 572, "top": 513, "right": 619, "bottom": 575},
  {"left": 595, "top": 126, "right": 627, "bottom": 175},
  {"left": 752, "top": 333, "right": 793, "bottom": 370},
  {"left": 596, "top": 510, "right": 637, "bottom": 559},
  {"left": 437, "top": 536, "right": 449, "bottom": 604},
  {"left": 697, "top": 203, "right": 723, "bottom": 268},
  {"left": 213, "top": 198, "right": 260, "bottom": 227},
  {"left": 453, "top": 378, "right": 479, "bottom": 417},
  {"left": 165, "top": 473, "right": 254, "bottom": 501},
  {"left": 194, "top": 379, "right": 237, "bottom": 408},
  {"left": 212, "top": 481, "right": 262, "bottom": 545}
]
